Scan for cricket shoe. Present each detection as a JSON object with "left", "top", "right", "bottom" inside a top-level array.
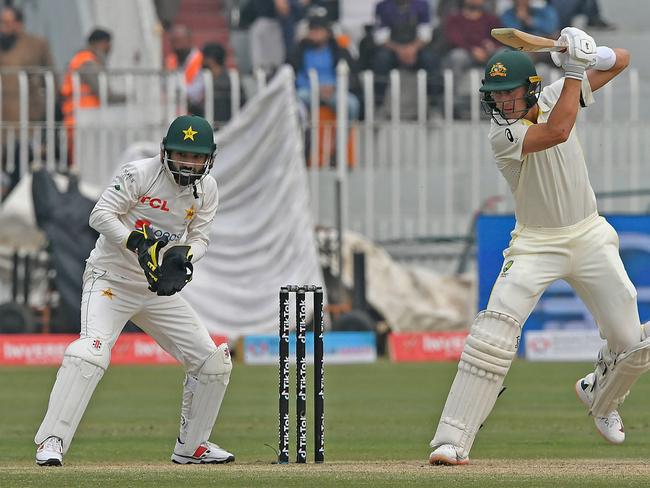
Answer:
[
  {"left": 428, "top": 444, "right": 469, "bottom": 466},
  {"left": 36, "top": 436, "right": 63, "bottom": 466},
  {"left": 576, "top": 373, "right": 625, "bottom": 444},
  {"left": 171, "top": 439, "right": 235, "bottom": 464}
]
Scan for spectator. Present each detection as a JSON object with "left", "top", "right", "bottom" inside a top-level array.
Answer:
[
  {"left": 436, "top": 0, "right": 497, "bottom": 17},
  {"left": 201, "top": 42, "right": 245, "bottom": 125},
  {"left": 549, "top": 0, "right": 614, "bottom": 30},
  {"left": 358, "top": 24, "right": 376, "bottom": 72},
  {"left": 240, "top": 0, "right": 337, "bottom": 60},
  {"left": 442, "top": 0, "right": 500, "bottom": 116},
  {"left": 372, "top": 0, "right": 438, "bottom": 105},
  {"left": 289, "top": 12, "right": 360, "bottom": 120},
  {"left": 241, "top": 0, "right": 287, "bottom": 74},
  {"left": 501, "top": 0, "right": 559, "bottom": 38},
  {"left": 276, "top": 0, "right": 310, "bottom": 58},
  {"left": 501, "top": 0, "right": 559, "bottom": 75},
  {"left": 60, "top": 28, "right": 125, "bottom": 165},
  {"left": 165, "top": 24, "right": 204, "bottom": 113},
  {"left": 312, "top": 0, "right": 339, "bottom": 22},
  {"left": 0, "top": 5, "right": 55, "bottom": 196}
]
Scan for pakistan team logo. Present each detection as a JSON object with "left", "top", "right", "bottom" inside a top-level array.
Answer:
[{"left": 501, "top": 260, "right": 514, "bottom": 277}]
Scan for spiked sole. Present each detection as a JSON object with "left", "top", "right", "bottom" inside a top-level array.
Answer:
[
  {"left": 36, "top": 458, "right": 62, "bottom": 467},
  {"left": 171, "top": 454, "right": 235, "bottom": 464},
  {"left": 429, "top": 453, "right": 469, "bottom": 466}
]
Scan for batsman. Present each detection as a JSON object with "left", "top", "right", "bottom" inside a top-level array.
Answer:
[
  {"left": 430, "top": 28, "right": 650, "bottom": 465},
  {"left": 34, "top": 115, "right": 235, "bottom": 466}
]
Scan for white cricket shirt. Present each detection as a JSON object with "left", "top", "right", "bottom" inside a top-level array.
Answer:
[
  {"left": 87, "top": 156, "right": 219, "bottom": 282},
  {"left": 488, "top": 77, "right": 597, "bottom": 228}
]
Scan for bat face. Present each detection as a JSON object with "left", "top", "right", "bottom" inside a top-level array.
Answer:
[{"left": 491, "top": 28, "right": 567, "bottom": 52}]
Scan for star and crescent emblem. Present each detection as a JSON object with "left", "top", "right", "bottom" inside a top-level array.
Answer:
[
  {"left": 185, "top": 205, "right": 196, "bottom": 221},
  {"left": 182, "top": 126, "right": 198, "bottom": 141}
]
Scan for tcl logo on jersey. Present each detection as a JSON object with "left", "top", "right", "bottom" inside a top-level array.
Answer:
[{"left": 140, "top": 195, "right": 170, "bottom": 212}]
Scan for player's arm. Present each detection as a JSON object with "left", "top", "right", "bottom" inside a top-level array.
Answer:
[
  {"left": 522, "top": 27, "right": 597, "bottom": 156},
  {"left": 586, "top": 48, "right": 630, "bottom": 92},
  {"left": 521, "top": 78, "right": 582, "bottom": 156},
  {"left": 182, "top": 180, "right": 219, "bottom": 263},
  {"left": 89, "top": 165, "right": 141, "bottom": 245}
]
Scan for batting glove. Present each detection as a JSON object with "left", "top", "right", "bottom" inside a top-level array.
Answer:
[
  {"left": 553, "top": 45, "right": 615, "bottom": 72},
  {"left": 559, "top": 27, "right": 597, "bottom": 80}
]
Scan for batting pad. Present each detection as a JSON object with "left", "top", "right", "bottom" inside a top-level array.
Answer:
[
  {"left": 590, "top": 338, "right": 650, "bottom": 417},
  {"left": 431, "top": 310, "right": 521, "bottom": 457},
  {"left": 35, "top": 338, "right": 110, "bottom": 453},
  {"left": 177, "top": 343, "right": 232, "bottom": 453}
]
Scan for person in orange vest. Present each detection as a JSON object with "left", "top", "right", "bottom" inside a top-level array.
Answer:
[
  {"left": 165, "top": 24, "right": 204, "bottom": 115},
  {"left": 60, "top": 28, "right": 124, "bottom": 165}
]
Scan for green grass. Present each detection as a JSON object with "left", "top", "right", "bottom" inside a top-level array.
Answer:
[{"left": 2, "top": 360, "right": 650, "bottom": 486}]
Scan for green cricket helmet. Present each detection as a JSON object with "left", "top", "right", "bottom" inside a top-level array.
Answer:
[
  {"left": 479, "top": 50, "right": 542, "bottom": 125},
  {"left": 161, "top": 115, "right": 217, "bottom": 187}
]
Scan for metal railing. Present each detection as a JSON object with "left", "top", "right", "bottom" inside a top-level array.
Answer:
[{"left": 2, "top": 65, "right": 649, "bottom": 245}]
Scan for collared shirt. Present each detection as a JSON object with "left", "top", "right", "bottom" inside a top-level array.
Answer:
[{"left": 488, "top": 77, "right": 597, "bottom": 228}]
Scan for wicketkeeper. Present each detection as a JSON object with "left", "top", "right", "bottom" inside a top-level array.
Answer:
[
  {"left": 35, "top": 115, "right": 234, "bottom": 466},
  {"left": 429, "top": 28, "right": 650, "bottom": 465}
]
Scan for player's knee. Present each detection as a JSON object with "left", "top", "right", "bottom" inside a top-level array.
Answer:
[
  {"left": 462, "top": 310, "right": 521, "bottom": 376},
  {"left": 64, "top": 337, "right": 111, "bottom": 371},
  {"left": 199, "top": 343, "right": 232, "bottom": 382},
  {"left": 469, "top": 310, "right": 521, "bottom": 348}
]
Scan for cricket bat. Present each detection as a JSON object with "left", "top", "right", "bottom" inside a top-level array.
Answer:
[{"left": 491, "top": 28, "right": 567, "bottom": 52}]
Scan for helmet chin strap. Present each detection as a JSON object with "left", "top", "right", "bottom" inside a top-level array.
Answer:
[
  {"left": 481, "top": 81, "right": 541, "bottom": 126},
  {"left": 161, "top": 151, "right": 212, "bottom": 191}
]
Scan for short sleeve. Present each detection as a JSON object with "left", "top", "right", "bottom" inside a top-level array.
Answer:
[
  {"left": 489, "top": 122, "right": 530, "bottom": 192},
  {"left": 490, "top": 122, "right": 529, "bottom": 164}
]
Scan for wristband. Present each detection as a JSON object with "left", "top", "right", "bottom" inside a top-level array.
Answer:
[
  {"left": 564, "top": 63, "right": 586, "bottom": 81},
  {"left": 594, "top": 46, "right": 616, "bottom": 71}
]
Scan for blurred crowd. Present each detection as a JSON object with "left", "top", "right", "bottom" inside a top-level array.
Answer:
[
  {"left": 220, "top": 0, "right": 614, "bottom": 120},
  {"left": 0, "top": 0, "right": 616, "bottom": 197}
]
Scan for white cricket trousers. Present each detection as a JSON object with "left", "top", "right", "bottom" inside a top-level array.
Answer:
[
  {"left": 487, "top": 213, "right": 641, "bottom": 354},
  {"left": 81, "top": 264, "right": 217, "bottom": 374}
]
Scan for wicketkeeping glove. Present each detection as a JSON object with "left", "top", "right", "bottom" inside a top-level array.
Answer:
[
  {"left": 126, "top": 224, "right": 168, "bottom": 292},
  {"left": 156, "top": 245, "right": 194, "bottom": 296}
]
